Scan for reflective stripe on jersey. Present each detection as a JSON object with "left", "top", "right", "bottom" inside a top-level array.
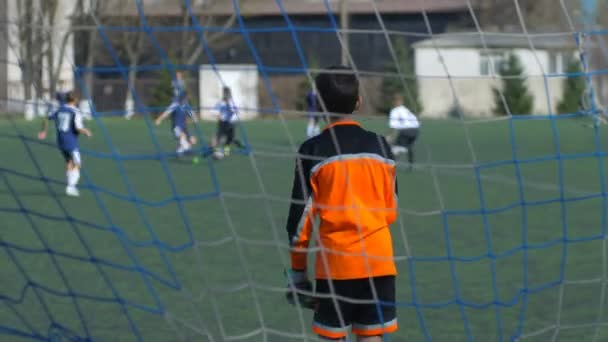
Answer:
[{"left": 286, "top": 120, "right": 398, "bottom": 280}]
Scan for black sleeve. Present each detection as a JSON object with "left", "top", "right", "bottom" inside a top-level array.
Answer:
[
  {"left": 285, "top": 144, "right": 313, "bottom": 244},
  {"left": 379, "top": 135, "right": 398, "bottom": 196}
]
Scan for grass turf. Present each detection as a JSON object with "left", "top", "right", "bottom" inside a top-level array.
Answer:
[{"left": 1, "top": 116, "right": 607, "bottom": 341}]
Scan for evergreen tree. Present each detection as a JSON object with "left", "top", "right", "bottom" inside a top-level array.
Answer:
[
  {"left": 377, "top": 38, "right": 422, "bottom": 115},
  {"left": 150, "top": 69, "right": 174, "bottom": 109},
  {"left": 493, "top": 53, "right": 534, "bottom": 116},
  {"left": 557, "top": 59, "right": 586, "bottom": 114}
]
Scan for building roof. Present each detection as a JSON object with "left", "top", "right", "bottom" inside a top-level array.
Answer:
[
  {"left": 101, "top": 0, "right": 471, "bottom": 17},
  {"left": 413, "top": 33, "right": 578, "bottom": 50}
]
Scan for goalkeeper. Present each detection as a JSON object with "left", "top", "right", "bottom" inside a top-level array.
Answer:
[{"left": 285, "top": 66, "right": 399, "bottom": 341}]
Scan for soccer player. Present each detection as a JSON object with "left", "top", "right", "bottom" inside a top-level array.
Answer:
[
  {"left": 388, "top": 93, "right": 420, "bottom": 168},
  {"left": 285, "top": 66, "right": 399, "bottom": 341},
  {"left": 211, "top": 86, "right": 243, "bottom": 158},
  {"left": 172, "top": 71, "right": 186, "bottom": 101},
  {"left": 155, "top": 92, "right": 197, "bottom": 155},
  {"left": 37, "top": 91, "right": 92, "bottom": 197},
  {"left": 305, "top": 88, "right": 321, "bottom": 138}
]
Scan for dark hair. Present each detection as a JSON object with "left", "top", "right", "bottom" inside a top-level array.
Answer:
[
  {"left": 222, "top": 86, "right": 232, "bottom": 99},
  {"left": 314, "top": 65, "right": 359, "bottom": 115},
  {"left": 65, "top": 91, "right": 77, "bottom": 104}
]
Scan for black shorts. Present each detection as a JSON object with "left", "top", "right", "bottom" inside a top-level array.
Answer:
[
  {"left": 60, "top": 149, "right": 81, "bottom": 166},
  {"left": 312, "top": 276, "right": 397, "bottom": 339},
  {"left": 216, "top": 121, "right": 234, "bottom": 144},
  {"left": 396, "top": 128, "right": 419, "bottom": 147}
]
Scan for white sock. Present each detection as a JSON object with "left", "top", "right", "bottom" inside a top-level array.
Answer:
[
  {"left": 306, "top": 122, "right": 315, "bottom": 137},
  {"left": 67, "top": 169, "right": 80, "bottom": 187},
  {"left": 180, "top": 136, "right": 190, "bottom": 150}
]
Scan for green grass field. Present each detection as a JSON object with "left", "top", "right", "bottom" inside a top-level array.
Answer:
[{"left": 1, "top": 116, "right": 607, "bottom": 342}]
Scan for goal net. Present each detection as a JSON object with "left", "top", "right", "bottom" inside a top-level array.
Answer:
[{"left": 1, "top": 0, "right": 607, "bottom": 341}]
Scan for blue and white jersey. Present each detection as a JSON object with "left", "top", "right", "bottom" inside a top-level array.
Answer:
[
  {"left": 216, "top": 100, "right": 238, "bottom": 123},
  {"left": 166, "top": 102, "right": 193, "bottom": 129},
  {"left": 172, "top": 79, "right": 186, "bottom": 102},
  {"left": 49, "top": 105, "right": 84, "bottom": 151}
]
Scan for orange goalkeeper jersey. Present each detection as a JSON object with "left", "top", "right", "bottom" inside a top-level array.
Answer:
[{"left": 286, "top": 120, "right": 398, "bottom": 280}]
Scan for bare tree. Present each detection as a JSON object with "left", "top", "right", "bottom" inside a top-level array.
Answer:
[
  {"left": 12, "top": 0, "right": 40, "bottom": 101},
  {"left": 81, "top": 0, "right": 102, "bottom": 98},
  {"left": 113, "top": 1, "right": 146, "bottom": 115},
  {"left": 473, "top": 0, "right": 575, "bottom": 31},
  {"left": 175, "top": 0, "right": 241, "bottom": 66},
  {"left": 9, "top": 0, "right": 93, "bottom": 105}
]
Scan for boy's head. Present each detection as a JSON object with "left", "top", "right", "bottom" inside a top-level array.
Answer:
[
  {"left": 314, "top": 65, "right": 360, "bottom": 115},
  {"left": 65, "top": 91, "right": 78, "bottom": 104},
  {"left": 176, "top": 71, "right": 183, "bottom": 80},
  {"left": 393, "top": 93, "right": 404, "bottom": 107},
  {"left": 222, "top": 86, "right": 232, "bottom": 100}
]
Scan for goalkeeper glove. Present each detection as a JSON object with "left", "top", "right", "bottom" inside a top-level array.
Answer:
[{"left": 285, "top": 269, "right": 318, "bottom": 310}]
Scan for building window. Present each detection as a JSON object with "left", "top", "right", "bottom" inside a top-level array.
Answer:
[{"left": 480, "top": 52, "right": 505, "bottom": 76}]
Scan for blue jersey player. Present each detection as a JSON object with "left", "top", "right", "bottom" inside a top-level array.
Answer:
[
  {"left": 172, "top": 71, "right": 185, "bottom": 99},
  {"left": 155, "top": 92, "right": 197, "bottom": 155},
  {"left": 37, "top": 91, "right": 92, "bottom": 197},
  {"left": 305, "top": 89, "right": 321, "bottom": 138}
]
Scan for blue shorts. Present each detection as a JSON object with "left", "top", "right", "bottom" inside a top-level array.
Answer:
[
  {"left": 172, "top": 125, "right": 189, "bottom": 139},
  {"left": 60, "top": 148, "right": 81, "bottom": 166}
]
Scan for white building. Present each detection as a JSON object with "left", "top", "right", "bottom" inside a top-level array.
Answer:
[
  {"left": 0, "top": 0, "right": 77, "bottom": 115},
  {"left": 413, "top": 33, "right": 578, "bottom": 117}
]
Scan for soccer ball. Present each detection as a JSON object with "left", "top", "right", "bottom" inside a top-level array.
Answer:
[{"left": 213, "top": 150, "right": 225, "bottom": 160}]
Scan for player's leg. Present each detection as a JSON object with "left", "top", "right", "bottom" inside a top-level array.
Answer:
[
  {"left": 391, "top": 130, "right": 408, "bottom": 156},
  {"left": 223, "top": 124, "right": 236, "bottom": 156},
  {"left": 213, "top": 122, "right": 228, "bottom": 158},
  {"left": 227, "top": 123, "right": 245, "bottom": 148},
  {"left": 306, "top": 117, "right": 315, "bottom": 138},
  {"left": 65, "top": 150, "right": 82, "bottom": 196},
  {"left": 188, "top": 133, "right": 197, "bottom": 146},
  {"left": 313, "top": 279, "right": 353, "bottom": 341},
  {"left": 404, "top": 128, "right": 419, "bottom": 166},
  {"left": 173, "top": 126, "right": 191, "bottom": 154},
  {"left": 351, "top": 276, "right": 397, "bottom": 340},
  {"left": 313, "top": 116, "right": 321, "bottom": 136}
]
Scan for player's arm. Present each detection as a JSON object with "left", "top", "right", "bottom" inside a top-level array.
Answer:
[
  {"left": 186, "top": 106, "right": 197, "bottom": 123},
  {"left": 37, "top": 110, "right": 54, "bottom": 140},
  {"left": 380, "top": 135, "right": 399, "bottom": 223},
  {"left": 286, "top": 145, "right": 314, "bottom": 270},
  {"left": 155, "top": 109, "right": 171, "bottom": 125},
  {"left": 74, "top": 110, "right": 92, "bottom": 137},
  {"left": 155, "top": 103, "right": 176, "bottom": 125},
  {"left": 284, "top": 144, "right": 318, "bottom": 309},
  {"left": 386, "top": 107, "right": 401, "bottom": 143},
  {"left": 37, "top": 118, "right": 49, "bottom": 140}
]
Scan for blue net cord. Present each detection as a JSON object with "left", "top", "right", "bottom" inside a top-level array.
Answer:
[{"left": 2, "top": 0, "right": 608, "bottom": 341}]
